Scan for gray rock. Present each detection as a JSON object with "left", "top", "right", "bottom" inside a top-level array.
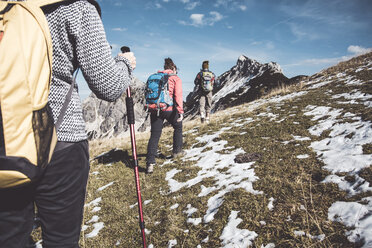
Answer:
[{"left": 82, "top": 77, "right": 150, "bottom": 140}]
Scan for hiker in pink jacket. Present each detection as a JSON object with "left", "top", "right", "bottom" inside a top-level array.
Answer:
[{"left": 146, "top": 58, "right": 184, "bottom": 174}]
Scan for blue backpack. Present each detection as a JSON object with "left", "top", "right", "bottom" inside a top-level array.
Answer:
[{"left": 145, "top": 72, "right": 175, "bottom": 111}]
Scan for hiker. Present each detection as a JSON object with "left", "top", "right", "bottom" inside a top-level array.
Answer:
[
  {"left": 145, "top": 58, "right": 184, "bottom": 174},
  {"left": 194, "top": 60, "right": 216, "bottom": 123},
  {"left": 0, "top": 1, "right": 135, "bottom": 247}
]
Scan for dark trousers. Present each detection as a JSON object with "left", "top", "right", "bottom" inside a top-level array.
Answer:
[
  {"left": 146, "top": 110, "right": 183, "bottom": 164},
  {"left": 0, "top": 140, "right": 90, "bottom": 248}
]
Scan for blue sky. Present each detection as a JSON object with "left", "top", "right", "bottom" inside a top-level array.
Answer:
[{"left": 77, "top": 0, "right": 372, "bottom": 100}]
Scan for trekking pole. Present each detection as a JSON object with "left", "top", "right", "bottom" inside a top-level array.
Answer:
[
  {"left": 122, "top": 46, "right": 146, "bottom": 248},
  {"left": 126, "top": 88, "right": 147, "bottom": 248}
]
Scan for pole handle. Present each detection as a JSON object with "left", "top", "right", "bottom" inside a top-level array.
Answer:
[{"left": 126, "top": 96, "right": 135, "bottom": 124}]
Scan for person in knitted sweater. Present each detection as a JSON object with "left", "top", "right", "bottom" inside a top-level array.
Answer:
[{"left": 0, "top": 1, "right": 135, "bottom": 247}]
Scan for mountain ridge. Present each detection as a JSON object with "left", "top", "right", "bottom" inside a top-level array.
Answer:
[{"left": 185, "top": 54, "right": 302, "bottom": 119}]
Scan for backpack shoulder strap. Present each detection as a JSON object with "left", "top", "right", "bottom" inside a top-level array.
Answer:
[
  {"left": 0, "top": 2, "right": 13, "bottom": 14},
  {"left": 34, "top": 0, "right": 101, "bottom": 17},
  {"left": 31, "top": 0, "right": 66, "bottom": 6},
  {"left": 0, "top": 3, "right": 12, "bottom": 37},
  {"left": 163, "top": 73, "right": 177, "bottom": 84},
  {"left": 55, "top": 69, "right": 79, "bottom": 130},
  {"left": 165, "top": 73, "right": 177, "bottom": 81}
]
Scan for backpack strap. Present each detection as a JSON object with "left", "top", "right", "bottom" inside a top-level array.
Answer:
[
  {"left": 157, "top": 73, "right": 176, "bottom": 115},
  {"left": 55, "top": 69, "right": 79, "bottom": 131},
  {"left": 36, "top": 0, "right": 101, "bottom": 17},
  {"left": 32, "top": 0, "right": 67, "bottom": 6},
  {"left": 0, "top": 3, "right": 13, "bottom": 41},
  {"left": 0, "top": 3, "right": 14, "bottom": 15}
]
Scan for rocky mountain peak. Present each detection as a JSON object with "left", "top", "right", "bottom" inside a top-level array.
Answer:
[
  {"left": 237, "top": 54, "right": 260, "bottom": 64},
  {"left": 267, "top": 61, "right": 283, "bottom": 74},
  {"left": 185, "top": 55, "right": 295, "bottom": 118},
  {"left": 234, "top": 55, "right": 261, "bottom": 77},
  {"left": 236, "top": 55, "right": 283, "bottom": 76}
]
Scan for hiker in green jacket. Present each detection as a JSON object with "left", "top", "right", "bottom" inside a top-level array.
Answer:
[{"left": 194, "top": 60, "right": 216, "bottom": 123}]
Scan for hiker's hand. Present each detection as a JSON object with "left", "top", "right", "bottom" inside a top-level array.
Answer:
[
  {"left": 177, "top": 113, "right": 183, "bottom": 122},
  {"left": 120, "top": 52, "right": 136, "bottom": 70}
]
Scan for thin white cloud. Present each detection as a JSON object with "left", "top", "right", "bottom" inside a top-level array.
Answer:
[
  {"left": 145, "top": 2, "right": 163, "bottom": 9},
  {"left": 268, "top": 16, "right": 296, "bottom": 30},
  {"left": 284, "top": 56, "right": 346, "bottom": 68},
  {"left": 279, "top": 1, "right": 344, "bottom": 25},
  {"left": 348, "top": 45, "right": 372, "bottom": 55},
  {"left": 239, "top": 5, "right": 247, "bottom": 11},
  {"left": 210, "top": 11, "right": 223, "bottom": 23},
  {"left": 297, "top": 58, "right": 341, "bottom": 66},
  {"left": 185, "top": 1, "right": 200, "bottom": 10},
  {"left": 190, "top": 13, "right": 205, "bottom": 26},
  {"left": 214, "top": 0, "right": 249, "bottom": 11},
  {"left": 250, "top": 40, "right": 275, "bottom": 50},
  {"left": 285, "top": 45, "right": 372, "bottom": 67},
  {"left": 112, "top": 27, "right": 127, "bottom": 32},
  {"left": 278, "top": 0, "right": 368, "bottom": 32},
  {"left": 289, "top": 23, "right": 320, "bottom": 41},
  {"left": 214, "top": 0, "right": 224, "bottom": 7},
  {"left": 178, "top": 20, "right": 188, "bottom": 26},
  {"left": 180, "top": 11, "right": 224, "bottom": 27}
]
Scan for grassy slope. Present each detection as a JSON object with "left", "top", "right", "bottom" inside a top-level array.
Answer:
[{"left": 33, "top": 53, "right": 371, "bottom": 247}]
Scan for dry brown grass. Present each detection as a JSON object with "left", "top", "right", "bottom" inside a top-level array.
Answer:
[
  {"left": 264, "top": 82, "right": 305, "bottom": 99},
  {"left": 89, "top": 132, "right": 151, "bottom": 158},
  {"left": 319, "top": 51, "right": 372, "bottom": 76}
]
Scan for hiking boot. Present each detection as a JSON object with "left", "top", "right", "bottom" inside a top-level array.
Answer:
[
  {"left": 172, "top": 150, "right": 186, "bottom": 158},
  {"left": 146, "top": 163, "right": 155, "bottom": 174},
  {"left": 205, "top": 117, "right": 210, "bottom": 123},
  {"left": 201, "top": 117, "right": 205, "bottom": 123}
]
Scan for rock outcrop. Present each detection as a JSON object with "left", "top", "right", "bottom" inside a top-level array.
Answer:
[{"left": 82, "top": 77, "right": 149, "bottom": 140}]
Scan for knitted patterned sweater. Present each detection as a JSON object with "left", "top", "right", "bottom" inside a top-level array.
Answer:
[{"left": 43, "top": 0, "right": 132, "bottom": 142}]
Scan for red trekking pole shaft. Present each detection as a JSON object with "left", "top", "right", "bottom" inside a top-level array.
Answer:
[{"left": 126, "top": 87, "right": 147, "bottom": 248}]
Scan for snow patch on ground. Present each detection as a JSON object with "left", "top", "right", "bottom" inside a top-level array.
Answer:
[
  {"left": 328, "top": 197, "right": 372, "bottom": 248},
  {"left": 305, "top": 101, "right": 372, "bottom": 247},
  {"left": 166, "top": 126, "right": 261, "bottom": 224},
  {"left": 97, "top": 181, "right": 115, "bottom": 192},
  {"left": 85, "top": 222, "right": 104, "bottom": 238},
  {"left": 220, "top": 211, "right": 258, "bottom": 247}
]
